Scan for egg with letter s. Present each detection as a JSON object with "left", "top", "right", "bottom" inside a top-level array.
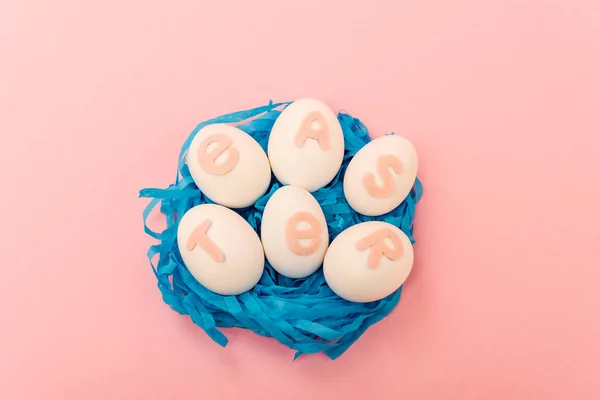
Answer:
[
  {"left": 177, "top": 204, "right": 265, "bottom": 295},
  {"left": 268, "top": 99, "right": 344, "bottom": 192},
  {"left": 187, "top": 123, "right": 271, "bottom": 208},
  {"left": 261, "top": 185, "right": 329, "bottom": 278},
  {"left": 323, "top": 221, "right": 414, "bottom": 303},
  {"left": 343, "top": 135, "right": 418, "bottom": 216}
]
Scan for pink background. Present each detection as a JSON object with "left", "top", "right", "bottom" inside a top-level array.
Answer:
[{"left": 1, "top": 0, "right": 599, "bottom": 399}]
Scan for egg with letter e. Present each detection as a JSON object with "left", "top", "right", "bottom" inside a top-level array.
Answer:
[
  {"left": 177, "top": 204, "right": 265, "bottom": 295},
  {"left": 343, "top": 135, "right": 418, "bottom": 216},
  {"left": 187, "top": 123, "right": 271, "bottom": 208},
  {"left": 261, "top": 185, "right": 329, "bottom": 278},
  {"left": 268, "top": 99, "right": 345, "bottom": 192},
  {"left": 323, "top": 221, "right": 414, "bottom": 303}
]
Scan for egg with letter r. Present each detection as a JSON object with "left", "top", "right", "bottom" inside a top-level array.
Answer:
[{"left": 323, "top": 221, "right": 414, "bottom": 303}]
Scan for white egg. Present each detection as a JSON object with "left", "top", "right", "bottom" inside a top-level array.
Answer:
[
  {"left": 177, "top": 204, "right": 264, "bottom": 295},
  {"left": 268, "top": 99, "right": 344, "bottom": 192},
  {"left": 187, "top": 123, "right": 271, "bottom": 208},
  {"left": 261, "top": 185, "right": 329, "bottom": 278},
  {"left": 323, "top": 221, "right": 414, "bottom": 303},
  {"left": 343, "top": 135, "right": 418, "bottom": 216}
]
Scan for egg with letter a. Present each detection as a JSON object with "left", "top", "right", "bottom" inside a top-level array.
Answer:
[
  {"left": 187, "top": 123, "right": 271, "bottom": 208},
  {"left": 261, "top": 185, "right": 329, "bottom": 278},
  {"left": 268, "top": 99, "right": 345, "bottom": 192},
  {"left": 177, "top": 204, "right": 265, "bottom": 295},
  {"left": 323, "top": 221, "right": 414, "bottom": 303},
  {"left": 343, "top": 135, "right": 418, "bottom": 216}
]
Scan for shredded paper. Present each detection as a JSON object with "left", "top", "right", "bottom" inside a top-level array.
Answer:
[{"left": 140, "top": 101, "right": 423, "bottom": 359}]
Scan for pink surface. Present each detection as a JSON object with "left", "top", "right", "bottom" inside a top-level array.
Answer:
[{"left": 1, "top": 1, "right": 599, "bottom": 399}]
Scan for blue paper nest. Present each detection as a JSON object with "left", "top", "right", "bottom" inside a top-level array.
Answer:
[{"left": 140, "top": 101, "right": 422, "bottom": 359}]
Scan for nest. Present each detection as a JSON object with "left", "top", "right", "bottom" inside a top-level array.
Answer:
[{"left": 140, "top": 101, "right": 422, "bottom": 359}]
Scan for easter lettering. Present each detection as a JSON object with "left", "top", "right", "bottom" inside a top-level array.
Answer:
[
  {"left": 178, "top": 100, "right": 419, "bottom": 302},
  {"left": 354, "top": 227, "right": 403, "bottom": 269},
  {"left": 197, "top": 133, "right": 239, "bottom": 175},
  {"left": 285, "top": 211, "right": 323, "bottom": 256},
  {"left": 363, "top": 154, "right": 403, "bottom": 198},
  {"left": 294, "top": 111, "right": 330, "bottom": 151},
  {"left": 186, "top": 219, "right": 225, "bottom": 263}
]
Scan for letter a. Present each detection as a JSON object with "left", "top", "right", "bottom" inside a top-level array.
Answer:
[
  {"left": 186, "top": 219, "right": 225, "bottom": 262},
  {"left": 355, "top": 227, "right": 403, "bottom": 269},
  {"left": 294, "top": 111, "right": 330, "bottom": 151},
  {"left": 363, "top": 154, "right": 403, "bottom": 198}
]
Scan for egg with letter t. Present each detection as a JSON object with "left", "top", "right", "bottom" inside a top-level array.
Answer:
[{"left": 177, "top": 204, "right": 265, "bottom": 295}]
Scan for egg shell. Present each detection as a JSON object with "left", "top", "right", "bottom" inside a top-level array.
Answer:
[
  {"left": 323, "top": 221, "right": 414, "bottom": 303},
  {"left": 343, "top": 135, "right": 418, "bottom": 216},
  {"left": 177, "top": 204, "right": 265, "bottom": 295},
  {"left": 261, "top": 185, "right": 329, "bottom": 278},
  {"left": 268, "top": 99, "right": 344, "bottom": 192},
  {"left": 187, "top": 123, "right": 271, "bottom": 208}
]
